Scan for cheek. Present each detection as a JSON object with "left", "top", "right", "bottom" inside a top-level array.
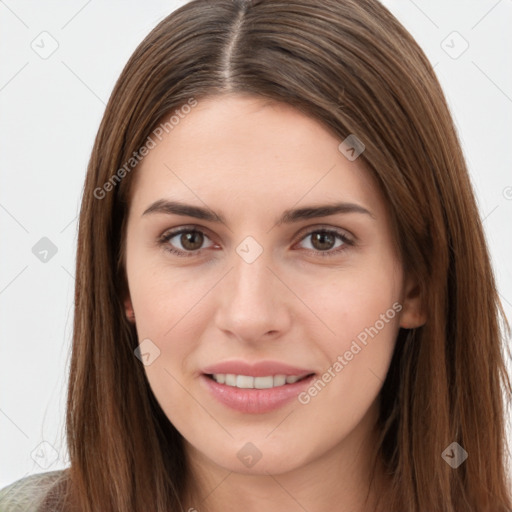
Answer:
[
  {"left": 128, "top": 257, "right": 208, "bottom": 339},
  {"left": 320, "top": 261, "right": 400, "bottom": 329},
  {"left": 127, "top": 262, "right": 215, "bottom": 393},
  {"left": 316, "top": 262, "right": 401, "bottom": 372},
  {"left": 131, "top": 272, "right": 205, "bottom": 421}
]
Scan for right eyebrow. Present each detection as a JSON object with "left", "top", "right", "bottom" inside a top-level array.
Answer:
[{"left": 142, "top": 200, "right": 225, "bottom": 222}]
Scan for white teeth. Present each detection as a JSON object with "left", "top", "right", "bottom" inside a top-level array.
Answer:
[
  {"left": 236, "top": 375, "right": 254, "bottom": 388},
  {"left": 274, "top": 375, "right": 287, "bottom": 386},
  {"left": 211, "top": 373, "right": 307, "bottom": 389},
  {"left": 254, "top": 376, "right": 274, "bottom": 389}
]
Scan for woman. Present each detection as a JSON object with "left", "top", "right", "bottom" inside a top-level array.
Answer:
[{"left": 1, "top": 0, "right": 511, "bottom": 510}]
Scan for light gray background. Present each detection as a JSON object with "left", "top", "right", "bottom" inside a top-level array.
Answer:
[{"left": 1, "top": 0, "right": 511, "bottom": 488}]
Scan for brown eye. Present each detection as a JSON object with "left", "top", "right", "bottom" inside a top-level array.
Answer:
[
  {"left": 179, "top": 231, "right": 204, "bottom": 251},
  {"left": 310, "top": 231, "right": 337, "bottom": 251},
  {"left": 297, "top": 229, "right": 352, "bottom": 256},
  {"left": 160, "top": 228, "right": 214, "bottom": 256}
]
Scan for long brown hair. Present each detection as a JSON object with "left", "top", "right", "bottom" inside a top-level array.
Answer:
[{"left": 56, "top": 0, "right": 512, "bottom": 510}]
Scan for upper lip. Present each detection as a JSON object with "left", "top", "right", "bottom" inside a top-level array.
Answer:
[{"left": 202, "top": 360, "right": 315, "bottom": 378}]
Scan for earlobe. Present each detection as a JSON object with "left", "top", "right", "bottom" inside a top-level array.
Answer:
[
  {"left": 399, "top": 278, "right": 427, "bottom": 329},
  {"left": 124, "top": 296, "right": 136, "bottom": 323}
]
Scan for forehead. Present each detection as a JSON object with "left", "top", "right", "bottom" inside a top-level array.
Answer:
[{"left": 129, "top": 94, "right": 383, "bottom": 219}]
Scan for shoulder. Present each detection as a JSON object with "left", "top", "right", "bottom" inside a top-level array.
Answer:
[{"left": 0, "top": 470, "right": 68, "bottom": 512}]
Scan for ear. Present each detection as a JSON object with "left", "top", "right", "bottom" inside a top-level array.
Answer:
[
  {"left": 124, "top": 295, "right": 136, "bottom": 324},
  {"left": 399, "top": 275, "right": 427, "bottom": 329}
]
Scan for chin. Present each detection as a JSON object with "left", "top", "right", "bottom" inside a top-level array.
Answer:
[{"left": 196, "top": 440, "right": 314, "bottom": 476}]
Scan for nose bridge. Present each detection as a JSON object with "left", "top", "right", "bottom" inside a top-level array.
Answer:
[
  {"left": 215, "top": 240, "right": 290, "bottom": 340},
  {"left": 230, "top": 243, "right": 276, "bottom": 310}
]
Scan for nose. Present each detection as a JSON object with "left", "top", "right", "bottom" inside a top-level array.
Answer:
[{"left": 214, "top": 249, "right": 292, "bottom": 345}]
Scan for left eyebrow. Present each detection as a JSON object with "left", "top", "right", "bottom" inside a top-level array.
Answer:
[
  {"left": 141, "top": 199, "right": 375, "bottom": 224},
  {"left": 276, "top": 202, "right": 375, "bottom": 225}
]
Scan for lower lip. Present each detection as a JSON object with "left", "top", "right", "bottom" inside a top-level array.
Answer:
[{"left": 201, "top": 374, "right": 315, "bottom": 414}]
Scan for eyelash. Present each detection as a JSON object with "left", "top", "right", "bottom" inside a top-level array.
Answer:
[{"left": 157, "top": 225, "right": 354, "bottom": 259}]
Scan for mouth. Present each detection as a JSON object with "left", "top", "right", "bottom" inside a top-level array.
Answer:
[
  {"left": 199, "top": 361, "right": 316, "bottom": 414},
  {"left": 200, "top": 359, "right": 316, "bottom": 414},
  {"left": 205, "top": 373, "right": 314, "bottom": 389}
]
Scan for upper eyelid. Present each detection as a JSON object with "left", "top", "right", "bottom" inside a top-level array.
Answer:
[
  {"left": 307, "top": 226, "right": 353, "bottom": 240},
  {"left": 160, "top": 225, "right": 215, "bottom": 243}
]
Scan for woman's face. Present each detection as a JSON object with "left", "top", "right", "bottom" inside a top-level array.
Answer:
[{"left": 123, "top": 94, "right": 423, "bottom": 477}]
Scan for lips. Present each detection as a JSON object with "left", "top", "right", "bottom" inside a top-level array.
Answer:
[
  {"left": 200, "top": 360, "right": 316, "bottom": 413},
  {"left": 202, "top": 360, "right": 314, "bottom": 378}
]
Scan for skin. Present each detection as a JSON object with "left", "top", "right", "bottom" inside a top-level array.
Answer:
[{"left": 122, "top": 94, "right": 426, "bottom": 512}]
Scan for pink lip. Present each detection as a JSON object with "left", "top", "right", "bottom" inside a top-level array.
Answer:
[
  {"left": 200, "top": 360, "right": 316, "bottom": 414},
  {"left": 201, "top": 360, "right": 313, "bottom": 378}
]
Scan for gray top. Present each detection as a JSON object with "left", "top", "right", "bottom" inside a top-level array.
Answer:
[{"left": 0, "top": 470, "right": 66, "bottom": 512}]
